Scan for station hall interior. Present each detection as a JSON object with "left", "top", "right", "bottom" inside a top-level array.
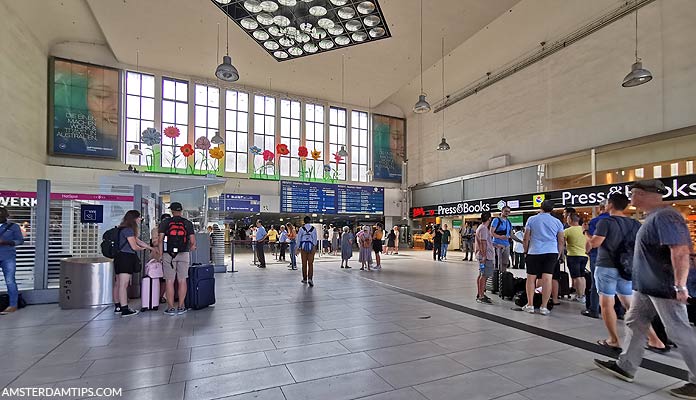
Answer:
[{"left": 1, "top": 0, "right": 696, "bottom": 399}]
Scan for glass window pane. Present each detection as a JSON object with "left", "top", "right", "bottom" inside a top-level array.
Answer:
[
  {"left": 126, "top": 72, "right": 140, "bottom": 95},
  {"left": 239, "top": 93, "right": 248, "bottom": 111},
  {"left": 162, "top": 100, "right": 175, "bottom": 123},
  {"left": 225, "top": 153, "right": 236, "bottom": 172},
  {"left": 195, "top": 105, "right": 206, "bottom": 127},
  {"left": 360, "top": 148, "right": 367, "bottom": 164},
  {"left": 281, "top": 99, "right": 290, "bottom": 118},
  {"left": 280, "top": 158, "right": 290, "bottom": 176},
  {"left": 291, "top": 119, "right": 300, "bottom": 137},
  {"left": 265, "top": 136, "right": 274, "bottom": 151},
  {"left": 141, "top": 97, "right": 154, "bottom": 121},
  {"left": 239, "top": 112, "right": 248, "bottom": 131},
  {"left": 195, "top": 85, "right": 207, "bottom": 105},
  {"left": 226, "top": 110, "right": 236, "bottom": 130},
  {"left": 126, "top": 95, "right": 140, "bottom": 119},
  {"left": 254, "top": 114, "right": 264, "bottom": 134},
  {"left": 237, "top": 154, "right": 248, "bottom": 173},
  {"left": 126, "top": 118, "right": 140, "bottom": 142},
  {"left": 176, "top": 102, "right": 188, "bottom": 124},
  {"left": 291, "top": 101, "right": 300, "bottom": 117},
  {"left": 329, "top": 126, "right": 337, "bottom": 144},
  {"left": 254, "top": 135, "right": 264, "bottom": 149},
  {"left": 226, "top": 90, "right": 237, "bottom": 109},
  {"left": 281, "top": 118, "right": 290, "bottom": 136},
  {"left": 175, "top": 81, "right": 188, "bottom": 102},
  {"left": 338, "top": 127, "right": 346, "bottom": 144},
  {"left": 209, "top": 87, "right": 220, "bottom": 107},
  {"left": 142, "top": 74, "right": 155, "bottom": 98},
  {"left": 255, "top": 95, "right": 264, "bottom": 113},
  {"left": 209, "top": 108, "right": 219, "bottom": 128},
  {"left": 238, "top": 131, "right": 247, "bottom": 150},
  {"left": 265, "top": 116, "right": 274, "bottom": 135},
  {"left": 163, "top": 79, "right": 175, "bottom": 99},
  {"left": 265, "top": 98, "right": 275, "bottom": 114}
]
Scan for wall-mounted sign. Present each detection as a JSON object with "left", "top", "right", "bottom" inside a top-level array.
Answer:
[
  {"left": 372, "top": 114, "right": 405, "bottom": 182},
  {"left": 0, "top": 191, "right": 133, "bottom": 208},
  {"left": 80, "top": 204, "right": 104, "bottom": 223},
  {"left": 219, "top": 194, "right": 261, "bottom": 213},
  {"left": 337, "top": 185, "right": 384, "bottom": 215}
]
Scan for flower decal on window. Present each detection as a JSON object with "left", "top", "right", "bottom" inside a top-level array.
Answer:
[
  {"left": 209, "top": 146, "right": 224, "bottom": 159},
  {"left": 195, "top": 136, "right": 211, "bottom": 150},
  {"left": 311, "top": 149, "right": 321, "bottom": 161},
  {"left": 249, "top": 146, "right": 263, "bottom": 155},
  {"left": 164, "top": 126, "right": 181, "bottom": 139},
  {"left": 323, "top": 164, "right": 332, "bottom": 173},
  {"left": 332, "top": 152, "right": 343, "bottom": 163},
  {"left": 180, "top": 144, "right": 194, "bottom": 157},
  {"left": 276, "top": 143, "right": 290, "bottom": 156},
  {"left": 262, "top": 150, "right": 275, "bottom": 162},
  {"left": 298, "top": 146, "right": 309, "bottom": 159},
  {"left": 141, "top": 128, "right": 161, "bottom": 146}
]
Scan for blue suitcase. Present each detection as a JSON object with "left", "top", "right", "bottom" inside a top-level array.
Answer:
[{"left": 185, "top": 264, "right": 215, "bottom": 310}]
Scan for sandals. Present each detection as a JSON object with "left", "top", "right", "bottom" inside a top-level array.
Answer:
[
  {"left": 597, "top": 339, "right": 622, "bottom": 353},
  {"left": 645, "top": 345, "right": 670, "bottom": 354}
]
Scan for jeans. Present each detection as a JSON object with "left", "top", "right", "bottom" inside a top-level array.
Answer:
[
  {"left": 441, "top": 244, "right": 449, "bottom": 259},
  {"left": 289, "top": 241, "right": 297, "bottom": 267},
  {"left": 0, "top": 257, "right": 18, "bottom": 307},
  {"left": 462, "top": 240, "right": 474, "bottom": 260},
  {"left": 433, "top": 242, "right": 441, "bottom": 260},
  {"left": 587, "top": 255, "right": 600, "bottom": 314},
  {"left": 617, "top": 292, "right": 696, "bottom": 383}
]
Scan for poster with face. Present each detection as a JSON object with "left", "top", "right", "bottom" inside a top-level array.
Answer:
[
  {"left": 50, "top": 58, "right": 120, "bottom": 159},
  {"left": 372, "top": 114, "right": 405, "bottom": 182}
]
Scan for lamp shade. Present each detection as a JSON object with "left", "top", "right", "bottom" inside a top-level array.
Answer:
[
  {"left": 338, "top": 145, "right": 348, "bottom": 157},
  {"left": 129, "top": 145, "right": 143, "bottom": 156},
  {"left": 211, "top": 131, "right": 225, "bottom": 144},
  {"left": 437, "top": 137, "right": 450, "bottom": 151},
  {"left": 622, "top": 61, "right": 652, "bottom": 87},
  {"left": 413, "top": 94, "right": 431, "bottom": 114},
  {"left": 216, "top": 55, "right": 240, "bottom": 82}
]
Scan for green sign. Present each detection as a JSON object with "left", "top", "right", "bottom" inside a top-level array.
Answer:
[
  {"left": 452, "top": 220, "right": 462, "bottom": 228},
  {"left": 508, "top": 215, "right": 523, "bottom": 226}
]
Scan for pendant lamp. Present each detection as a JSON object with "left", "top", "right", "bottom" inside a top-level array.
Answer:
[
  {"left": 211, "top": 131, "right": 225, "bottom": 145},
  {"left": 216, "top": 14, "right": 240, "bottom": 82},
  {"left": 413, "top": 0, "right": 430, "bottom": 114},
  {"left": 437, "top": 37, "right": 450, "bottom": 151},
  {"left": 622, "top": 6, "right": 651, "bottom": 87},
  {"left": 129, "top": 145, "right": 143, "bottom": 156}
]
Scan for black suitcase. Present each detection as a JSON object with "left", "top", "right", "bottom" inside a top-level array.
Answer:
[
  {"left": 486, "top": 269, "right": 500, "bottom": 294},
  {"left": 688, "top": 298, "right": 696, "bottom": 326},
  {"left": 186, "top": 264, "right": 216, "bottom": 310},
  {"left": 513, "top": 291, "right": 554, "bottom": 310},
  {"left": 557, "top": 260, "right": 571, "bottom": 298},
  {"left": 500, "top": 271, "right": 516, "bottom": 300}
]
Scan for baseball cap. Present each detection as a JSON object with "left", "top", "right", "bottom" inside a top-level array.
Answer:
[
  {"left": 629, "top": 179, "right": 668, "bottom": 195},
  {"left": 169, "top": 202, "right": 183, "bottom": 211}
]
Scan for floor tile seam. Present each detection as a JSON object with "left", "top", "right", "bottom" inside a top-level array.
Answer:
[
  {"left": 168, "top": 357, "right": 274, "bottom": 384},
  {"left": 484, "top": 362, "right": 596, "bottom": 391},
  {"left": 370, "top": 354, "right": 462, "bottom": 373},
  {"left": 263, "top": 341, "right": 351, "bottom": 364},
  {"left": 350, "top": 273, "right": 692, "bottom": 383},
  {"left": 578, "top": 369, "right": 679, "bottom": 396}
]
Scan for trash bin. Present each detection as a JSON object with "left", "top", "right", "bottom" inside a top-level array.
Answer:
[{"left": 59, "top": 257, "right": 114, "bottom": 309}]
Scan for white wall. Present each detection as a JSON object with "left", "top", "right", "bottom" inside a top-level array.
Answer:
[
  {"left": 0, "top": 1, "right": 47, "bottom": 180},
  {"left": 385, "top": 0, "right": 696, "bottom": 186}
]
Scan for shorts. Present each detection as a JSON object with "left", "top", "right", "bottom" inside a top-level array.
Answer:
[
  {"left": 479, "top": 260, "right": 494, "bottom": 278},
  {"left": 566, "top": 256, "right": 588, "bottom": 279},
  {"left": 526, "top": 253, "right": 558, "bottom": 277},
  {"left": 372, "top": 240, "right": 383, "bottom": 253},
  {"left": 495, "top": 245, "right": 510, "bottom": 267},
  {"left": 162, "top": 252, "right": 190, "bottom": 281},
  {"left": 114, "top": 252, "right": 140, "bottom": 274},
  {"left": 594, "top": 266, "right": 632, "bottom": 297}
]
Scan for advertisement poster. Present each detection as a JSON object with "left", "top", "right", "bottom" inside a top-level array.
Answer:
[
  {"left": 50, "top": 58, "right": 120, "bottom": 159},
  {"left": 372, "top": 114, "right": 405, "bottom": 182}
]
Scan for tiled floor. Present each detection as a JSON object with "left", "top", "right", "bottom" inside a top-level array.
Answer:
[{"left": 0, "top": 250, "right": 689, "bottom": 400}]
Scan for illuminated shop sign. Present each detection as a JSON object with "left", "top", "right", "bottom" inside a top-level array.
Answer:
[
  {"left": 410, "top": 174, "right": 696, "bottom": 218},
  {"left": 0, "top": 191, "right": 134, "bottom": 208}
]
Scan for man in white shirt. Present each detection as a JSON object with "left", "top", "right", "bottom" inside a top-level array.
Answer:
[
  {"left": 298, "top": 216, "right": 318, "bottom": 287},
  {"left": 512, "top": 226, "right": 525, "bottom": 269}
]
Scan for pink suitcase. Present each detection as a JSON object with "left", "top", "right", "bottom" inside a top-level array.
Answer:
[{"left": 140, "top": 276, "right": 160, "bottom": 311}]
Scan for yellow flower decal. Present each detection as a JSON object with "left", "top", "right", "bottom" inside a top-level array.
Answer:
[
  {"left": 209, "top": 146, "right": 224, "bottom": 160},
  {"left": 311, "top": 149, "right": 321, "bottom": 161}
]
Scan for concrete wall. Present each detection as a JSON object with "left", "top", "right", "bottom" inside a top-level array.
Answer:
[
  {"left": 385, "top": 0, "right": 696, "bottom": 187},
  {"left": 0, "top": 1, "right": 47, "bottom": 179}
]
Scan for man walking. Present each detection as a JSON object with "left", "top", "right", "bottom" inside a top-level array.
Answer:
[
  {"left": 582, "top": 200, "right": 609, "bottom": 318},
  {"left": 491, "top": 206, "right": 512, "bottom": 274},
  {"left": 595, "top": 180, "right": 696, "bottom": 399},
  {"left": 441, "top": 224, "right": 451, "bottom": 261},
  {"left": 255, "top": 220, "right": 269, "bottom": 269},
  {"left": 0, "top": 207, "right": 24, "bottom": 315},
  {"left": 298, "top": 216, "right": 317, "bottom": 287},
  {"left": 523, "top": 200, "right": 564, "bottom": 315},
  {"left": 475, "top": 212, "right": 494, "bottom": 304},
  {"left": 159, "top": 202, "right": 196, "bottom": 316},
  {"left": 462, "top": 223, "right": 475, "bottom": 261},
  {"left": 433, "top": 225, "right": 443, "bottom": 261}
]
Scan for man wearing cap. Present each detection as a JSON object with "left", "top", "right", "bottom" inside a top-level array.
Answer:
[
  {"left": 595, "top": 180, "right": 696, "bottom": 399},
  {"left": 159, "top": 203, "right": 196, "bottom": 316},
  {"left": 582, "top": 199, "right": 610, "bottom": 318}
]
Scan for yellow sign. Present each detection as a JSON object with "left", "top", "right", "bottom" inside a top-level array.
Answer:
[{"left": 532, "top": 194, "right": 545, "bottom": 207}]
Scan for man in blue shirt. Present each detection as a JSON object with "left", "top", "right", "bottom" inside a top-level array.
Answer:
[
  {"left": 298, "top": 216, "right": 318, "bottom": 287},
  {"left": 255, "top": 220, "right": 269, "bottom": 268},
  {"left": 490, "top": 206, "right": 512, "bottom": 274},
  {"left": 0, "top": 207, "right": 25, "bottom": 314},
  {"left": 582, "top": 199, "right": 610, "bottom": 318}
]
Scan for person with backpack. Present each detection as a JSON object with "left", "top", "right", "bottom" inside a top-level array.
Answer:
[
  {"left": 298, "top": 216, "right": 317, "bottom": 286},
  {"left": 158, "top": 202, "right": 196, "bottom": 316},
  {"left": 490, "top": 206, "right": 512, "bottom": 274},
  {"left": 589, "top": 193, "right": 666, "bottom": 352},
  {"left": 286, "top": 223, "right": 298, "bottom": 270},
  {"left": 432, "top": 225, "right": 443, "bottom": 261},
  {"left": 112, "top": 210, "right": 153, "bottom": 317},
  {"left": 594, "top": 180, "right": 696, "bottom": 399},
  {"left": 0, "top": 207, "right": 24, "bottom": 315}
]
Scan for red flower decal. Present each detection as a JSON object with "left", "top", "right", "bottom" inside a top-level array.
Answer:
[
  {"left": 333, "top": 152, "right": 343, "bottom": 163},
  {"left": 164, "top": 126, "right": 181, "bottom": 139},
  {"left": 276, "top": 143, "right": 290, "bottom": 156},
  {"left": 180, "top": 144, "right": 194, "bottom": 157},
  {"left": 298, "top": 146, "right": 309, "bottom": 158},
  {"left": 262, "top": 150, "right": 275, "bottom": 162}
]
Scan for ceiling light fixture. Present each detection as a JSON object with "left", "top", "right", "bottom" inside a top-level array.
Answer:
[
  {"left": 211, "top": 0, "right": 390, "bottom": 61},
  {"left": 437, "top": 36, "right": 450, "bottom": 151},
  {"left": 216, "top": 11, "right": 240, "bottom": 82},
  {"left": 129, "top": 145, "right": 143, "bottom": 156},
  {"left": 211, "top": 131, "right": 225, "bottom": 144},
  {"left": 413, "top": 0, "right": 430, "bottom": 114},
  {"left": 622, "top": 3, "right": 652, "bottom": 87}
]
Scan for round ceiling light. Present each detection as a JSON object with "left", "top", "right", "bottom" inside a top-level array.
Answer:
[
  {"left": 264, "top": 40, "right": 280, "bottom": 50},
  {"left": 296, "top": 32, "right": 311, "bottom": 43},
  {"left": 253, "top": 30, "right": 270, "bottom": 40},
  {"left": 363, "top": 15, "right": 380, "bottom": 27},
  {"left": 319, "top": 39, "right": 334, "bottom": 49},
  {"left": 279, "top": 37, "right": 295, "bottom": 47},
  {"left": 330, "top": 0, "right": 348, "bottom": 5},
  {"left": 338, "top": 7, "right": 356, "bottom": 19},
  {"left": 241, "top": 18, "right": 259, "bottom": 30},
  {"left": 273, "top": 15, "right": 291, "bottom": 27},
  {"left": 357, "top": 1, "right": 375, "bottom": 14},
  {"left": 369, "top": 27, "right": 385, "bottom": 38},
  {"left": 215, "top": 0, "right": 233, "bottom": 4},
  {"left": 278, "top": 0, "right": 297, "bottom": 5},
  {"left": 352, "top": 31, "right": 367, "bottom": 42},
  {"left": 300, "top": 22, "right": 313, "bottom": 32},
  {"left": 274, "top": 51, "right": 289, "bottom": 59},
  {"left": 318, "top": 18, "right": 335, "bottom": 29},
  {"left": 303, "top": 43, "right": 318, "bottom": 53},
  {"left": 260, "top": 0, "right": 279, "bottom": 12},
  {"left": 328, "top": 26, "right": 344, "bottom": 35},
  {"left": 311, "top": 27, "right": 327, "bottom": 39},
  {"left": 345, "top": 20, "right": 361, "bottom": 32},
  {"left": 288, "top": 47, "right": 303, "bottom": 56},
  {"left": 309, "top": 5, "right": 327, "bottom": 16},
  {"left": 257, "top": 13, "right": 274, "bottom": 25},
  {"left": 335, "top": 36, "right": 350, "bottom": 45},
  {"left": 244, "top": 0, "right": 263, "bottom": 13},
  {"left": 269, "top": 26, "right": 283, "bottom": 36}
]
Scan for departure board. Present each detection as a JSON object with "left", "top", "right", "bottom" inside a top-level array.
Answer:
[
  {"left": 280, "top": 181, "right": 337, "bottom": 214},
  {"left": 337, "top": 185, "right": 384, "bottom": 215}
]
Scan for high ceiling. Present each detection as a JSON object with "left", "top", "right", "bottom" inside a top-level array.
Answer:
[{"left": 5, "top": 0, "right": 520, "bottom": 109}]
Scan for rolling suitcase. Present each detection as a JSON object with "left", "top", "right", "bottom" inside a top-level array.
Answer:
[
  {"left": 558, "top": 260, "right": 571, "bottom": 298},
  {"left": 500, "top": 271, "right": 516, "bottom": 300},
  {"left": 185, "top": 264, "right": 216, "bottom": 310},
  {"left": 486, "top": 269, "right": 500, "bottom": 294},
  {"left": 140, "top": 276, "right": 160, "bottom": 311}
]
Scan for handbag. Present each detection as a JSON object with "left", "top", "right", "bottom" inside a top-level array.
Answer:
[{"left": 145, "top": 259, "right": 164, "bottom": 279}]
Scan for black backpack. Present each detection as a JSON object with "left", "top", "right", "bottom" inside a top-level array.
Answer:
[
  {"left": 101, "top": 227, "right": 124, "bottom": 259},
  {"left": 492, "top": 218, "right": 509, "bottom": 236},
  {"left": 610, "top": 216, "right": 640, "bottom": 281},
  {"left": 164, "top": 217, "right": 189, "bottom": 255}
]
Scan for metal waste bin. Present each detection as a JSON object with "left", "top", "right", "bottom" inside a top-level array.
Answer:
[{"left": 59, "top": 257, "right": 114, "bottom": 309}]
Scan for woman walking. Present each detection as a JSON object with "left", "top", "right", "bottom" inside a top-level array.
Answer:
[
  {"left": 286, "top": 223, "right": 298, "bottom": 270},
  {"left": 358, "top": 226, "right": 373, "bottom": 271},
  {"left": 114, "top": 210, "right": 153, "bottom": 317},
  {"left": 386, "top": 228, "right": 397, "bottom": 255},
  {"left": 340, "top": 226, "right": 354, "bottom": 268}
]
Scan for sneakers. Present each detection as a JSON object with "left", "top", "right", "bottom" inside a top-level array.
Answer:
[
  {"left": 476, "top": 296, "right": 492, "bottom": 304},
  {"left": 177, "top": 306, "right": 187, "bottom": 315},
  {"left": 345, "top": 266, "right": 351, "bottom": 269},
  {"left": 670, "top": 383, "right": 696, "bottom": 399},
  {"left": 522, "top": 305, "right": 536, "bottom": 314},
  {"left": 594, "top": 360, "right": 634, "bottom": 382},
  {"left": 573, "top": 296, "right": 586, "bottom": 304},
  {"left": 539, "top": 307, "right": 551, "bottom": 316},
  {"left": 308, "top": 279, "right": 314, "bottom": 287},
  {"left": 114, "top": 304, "right": 121, "bottom": 314},
  {"left": 301, "top": 279, "right": 307, "bottom": 284},
  {"left": 164, "top": 307, "right": 178, "bottom": 316},
  {"left": 581, "top": 310, "right": 600, "bottom": 319},
  {"left": 120, "top": 308, "right": 139, "bottom": 318}
]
